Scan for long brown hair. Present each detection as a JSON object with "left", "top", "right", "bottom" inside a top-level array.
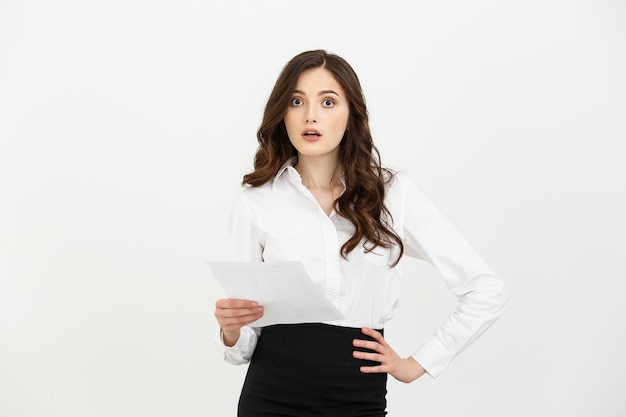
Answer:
[{"left": 243, "top": 49, "right": 404, "bottom": 266}]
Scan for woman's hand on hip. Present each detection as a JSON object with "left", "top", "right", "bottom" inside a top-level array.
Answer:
[
  {"left": 353, "top": 327, "right": 426, "bottom": 383},
  {"left": 214, "top": 298, "right": 263, "bottom": 347}
]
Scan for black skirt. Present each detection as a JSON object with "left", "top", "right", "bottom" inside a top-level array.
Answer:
[{"left": 238, "top": 323, "right": 387, "bottom": 417}]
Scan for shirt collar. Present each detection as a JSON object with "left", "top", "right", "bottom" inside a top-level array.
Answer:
[
  {"left": 272, "top": 156, "right": 298, "bottom": 188},
  {"left": 271, "top": 156, "right": 347, "bottom": 197}
]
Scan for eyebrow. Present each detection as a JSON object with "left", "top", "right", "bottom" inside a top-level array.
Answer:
[{"left": 293, "top": 89, "right": 341, "bottom": 97}]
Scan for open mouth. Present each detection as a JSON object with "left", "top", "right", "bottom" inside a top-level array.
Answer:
[{"left": 302, "top": 129, "right": 321, "bottom": 140}]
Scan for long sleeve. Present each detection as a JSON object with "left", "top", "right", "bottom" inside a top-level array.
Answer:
[
  {"left": 214, "top": 190, "right": 263, "bottom": 365},
  {"left": 397, "top": 174, "right": 507, "bottom": 378}
]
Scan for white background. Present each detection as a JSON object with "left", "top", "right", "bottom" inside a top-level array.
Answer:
[{"left": 1, "top": 1, "right": 625, "bottom": 416}]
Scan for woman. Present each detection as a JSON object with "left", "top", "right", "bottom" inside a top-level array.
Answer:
[{"left": 214, "top": 49, "right": 507, "bottom": 416}]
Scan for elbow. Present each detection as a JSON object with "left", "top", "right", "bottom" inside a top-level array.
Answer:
[
  {"left": 491, "top": 276, "right": 508, "bottom": 317},
  {"left": 464, "top": 273, "right": 508, "bottom": 318}
]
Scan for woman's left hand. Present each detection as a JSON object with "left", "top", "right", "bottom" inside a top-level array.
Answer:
[{"left": 353, "top": 327, "right": 427, "bottom": 383}]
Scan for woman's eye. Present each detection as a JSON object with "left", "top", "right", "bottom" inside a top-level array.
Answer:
[
  {"left": 291, "top": 98, "right": 303, "bottom": 106},
  {"left": 322, "top": 99, "right": 335, "bottom": 107}
]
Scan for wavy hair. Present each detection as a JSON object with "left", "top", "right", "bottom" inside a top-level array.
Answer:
[{"left": 243, "top": 49, "right": 404, "bottom": 266}]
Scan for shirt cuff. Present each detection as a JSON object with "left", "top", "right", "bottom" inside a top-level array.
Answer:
[
  {"left": 412, "top": 336, "right": 455, "bottom": 378},
  {"left": 213, "top": 327, "right": 257, "bottom": 365}
]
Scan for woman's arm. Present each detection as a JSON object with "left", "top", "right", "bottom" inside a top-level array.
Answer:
[
  {"left": 396, "top": 173, "right": 507, "bottom": 378},
  {"left": 213, "top": 190, "right": 265, "bottom": 364},
  {"left": 215, "top": 298, "right": 263, "bottom": 346},
  {"left": 353, "top": 327, "right": 427, "bottom": 383}
]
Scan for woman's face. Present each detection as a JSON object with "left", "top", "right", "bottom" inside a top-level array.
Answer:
[{"left": 284, "top": 67, "right": 350, "bottom": 162}]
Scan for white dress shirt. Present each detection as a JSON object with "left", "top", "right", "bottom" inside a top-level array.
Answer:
[{"left": 215, "top": 158, "right": 507, "bottom": 378}]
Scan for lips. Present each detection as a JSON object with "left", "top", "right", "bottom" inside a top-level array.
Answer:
[{"left": 302, "top": 129, "right": 321, "bottom": 142}]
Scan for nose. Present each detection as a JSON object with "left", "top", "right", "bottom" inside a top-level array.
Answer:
[{"left": 305, "top": 105, "right": 317, "bottom": 123}]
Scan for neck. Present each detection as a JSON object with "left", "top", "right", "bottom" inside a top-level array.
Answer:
[{"left": 295, "top": 154, "right": 342, "bottom": 190}]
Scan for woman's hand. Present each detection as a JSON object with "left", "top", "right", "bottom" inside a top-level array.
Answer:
[
  {"left": 353, "top": 327, "right": 426, "bottom": 383},
  {"left": 214, "top": 299, "right": 263, "bottom": 347}
]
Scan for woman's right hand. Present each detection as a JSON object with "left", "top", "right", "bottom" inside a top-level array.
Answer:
[{"left": 214, "top": 299, "right": 264, "bottom": 347}]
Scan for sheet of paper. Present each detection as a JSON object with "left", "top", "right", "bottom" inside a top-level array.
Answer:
[{"left": 208, "top": 261, "right": 344, "bottom": 327}]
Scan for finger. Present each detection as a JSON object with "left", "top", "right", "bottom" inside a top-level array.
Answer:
[
  {"left": 217, "top": 306, "right": 264, "bottom": 319},
  {"left": 360, "top": 327, "right": 387, "bottom": 346},
  {"left": 352, "top": 350, "right": 384, "bottom": 363},
  {"left": 220, "top": 312, "right": 264, "bottom": 329},
  {"left": 216, "top": 299, "right": 259, "bottom": 309},
  {"left": 352, "top": 339, "right": 384, "bottom": 353},
  {"left": 216, "top": 311, "right": 263, "bottom": 327},
  {"left": 220, "top": 310, "right": 263, "bottom": 323},
  {"left": 359, "top": 364, "right": 390, "bottom": 374}
]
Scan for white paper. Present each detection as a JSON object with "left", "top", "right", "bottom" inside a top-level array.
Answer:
[{"left": 208, "top": 261, "right": 345, "bottom": 327}]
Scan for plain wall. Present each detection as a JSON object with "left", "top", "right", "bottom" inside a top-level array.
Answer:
[{"left": 1, "top": 1, "right": 625, "bottom": 416}]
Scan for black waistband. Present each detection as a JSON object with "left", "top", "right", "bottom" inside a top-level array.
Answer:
[{"left": 255, "top": 323, "right": 384, "bottom": 369}]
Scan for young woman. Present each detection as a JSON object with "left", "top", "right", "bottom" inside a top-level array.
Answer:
[{"left": 214, "top": 49, "right": 507, "bottom": 416}]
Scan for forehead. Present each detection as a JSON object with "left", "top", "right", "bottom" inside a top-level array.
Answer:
[{"left": 294, "top": 68, "right": 344, "bottom": 93}]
